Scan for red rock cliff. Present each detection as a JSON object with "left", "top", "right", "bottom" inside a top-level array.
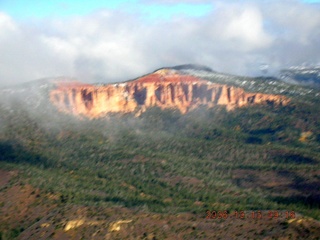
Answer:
[{"left": 50, "top": 69, "right": 289, "bottom": 118}]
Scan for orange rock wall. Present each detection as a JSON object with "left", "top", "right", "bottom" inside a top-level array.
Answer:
[{"left": 50, "top": 73, "right": 289, "bottom": 118}]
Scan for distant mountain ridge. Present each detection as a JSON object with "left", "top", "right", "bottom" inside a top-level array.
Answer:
[
  {"left": 49, "top": 66, "right": 289, "bottom": 118},
  {"left": 280, "top": 66, "right": 320, "bottom": 87},
  {"left": 168, "top": 64, "right": 215, "bottom": 72},
  {"left": 3, "top": 64, "right": 320, "bottom": 119}
]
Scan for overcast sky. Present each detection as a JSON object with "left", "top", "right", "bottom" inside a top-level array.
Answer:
[{"left": 0, "top": 0, "right": 319, "bottom": 85}]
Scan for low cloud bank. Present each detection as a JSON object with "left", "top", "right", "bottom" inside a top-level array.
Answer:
[{"left": 0, "top": 0, "right": 319, "bottom": 86}]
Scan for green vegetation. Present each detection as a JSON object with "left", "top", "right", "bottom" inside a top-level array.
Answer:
[{"left": 0, "top": 80, "right": 319, "bottom": 229}]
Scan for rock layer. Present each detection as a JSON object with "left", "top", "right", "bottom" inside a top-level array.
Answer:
[{"left": 50, "top": 70, "right": 289, "bottom": 118}]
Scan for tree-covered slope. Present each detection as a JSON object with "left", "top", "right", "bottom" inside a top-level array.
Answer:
[{"left": 0, "top": 71, "right": 319, "bottom": 239}]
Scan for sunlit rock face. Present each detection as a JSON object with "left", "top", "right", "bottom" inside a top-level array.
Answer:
[{"left": 50, "top": 69, "right": 289, "bottom": 118}]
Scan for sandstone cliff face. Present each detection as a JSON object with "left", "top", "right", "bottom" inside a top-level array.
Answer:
[{"left": 50, "top": 70, "right": 289, "bottom": 118}]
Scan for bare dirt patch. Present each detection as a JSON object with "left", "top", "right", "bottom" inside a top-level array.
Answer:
[{"left": 0, "top": 169, "right": 17, "bottom": 187}]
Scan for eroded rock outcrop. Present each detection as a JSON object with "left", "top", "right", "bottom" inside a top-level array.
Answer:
[{"left": 50, "top": 69, "right": 289, "bottom": 118}]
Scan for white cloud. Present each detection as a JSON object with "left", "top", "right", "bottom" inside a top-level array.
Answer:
[
  {"left": 0, "top": 13, "right": 17, "bottom": 37},
  {"left": 0, "top": 0, "right": 319, "bottom": 86},
  {"left": 220, "top": 5, "right": 273, "bottom": 49}
]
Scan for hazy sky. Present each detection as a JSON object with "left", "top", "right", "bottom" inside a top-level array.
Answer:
[{"left": 0, "top": 0, "right": 319, "bottom": 85}]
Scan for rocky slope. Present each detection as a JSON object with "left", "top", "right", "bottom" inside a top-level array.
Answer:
[{"left": 50, "top": 68, "right": 289, "bottom": 118}]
